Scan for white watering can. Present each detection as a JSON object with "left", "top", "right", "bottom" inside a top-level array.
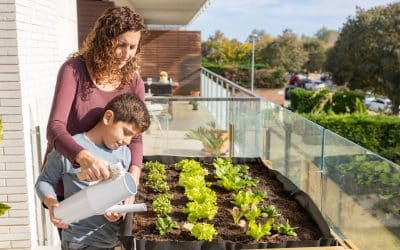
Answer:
[{"left": 54, "top": 164, "right": 146, "bottom": 224}]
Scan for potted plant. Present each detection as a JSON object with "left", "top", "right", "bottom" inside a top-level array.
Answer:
[
  {"left": 191, "top": 101, "right": 199, "bottom": 110},
  {"left": 185, "top": 122, "right": 229, "bottom": 156}
]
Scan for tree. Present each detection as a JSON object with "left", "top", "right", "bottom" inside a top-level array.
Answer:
[
  {"left": 202, "top": 31, "right": 251, "bottom": 64},
  {"left": 314, "top": 27, "right": 339, "bottom": 45},
  {"left": 325, "top": 3, "right": 400, "bottom": 114},
  {"left": 302, "top": 39, "right": 326, "bottom": 72},
  {"left": 208, "top": 30, "right": 227, "bottom": 42},
  {"left": 245, "top": 29, "right": 268, "bottom": 42},
  {"left": 261, "top": 29, "right": 308, "bottom": 73},
  {"left": 254, "top": 34, "right": 273, "bottom": 64}
]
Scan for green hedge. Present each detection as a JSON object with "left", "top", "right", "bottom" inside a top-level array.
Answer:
[
  {"left": 306, "top": 113, "right": 400, "bottom": 164},
  {"left": 290, "top": 89, "right": 365, "bottom": 114}
]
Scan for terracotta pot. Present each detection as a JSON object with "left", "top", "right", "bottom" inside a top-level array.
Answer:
[{"left": 190, "top": 90, "right": 200, "bottom": 97}]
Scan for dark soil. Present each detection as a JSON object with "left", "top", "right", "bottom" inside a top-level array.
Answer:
[{"left": 132, "top": 160, "right": 323, "bottom": 244}]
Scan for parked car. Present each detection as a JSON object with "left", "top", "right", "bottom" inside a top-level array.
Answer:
[
  {"left": 367, "top": 98, "right": 392, "bottom": 113},
  {"left": 364, "top": 91, "right": 375, "bottom": 105},
  {"left": 304, "top": 80, "right": 326, "bottom": 90}
]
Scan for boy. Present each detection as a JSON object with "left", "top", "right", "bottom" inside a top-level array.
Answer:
[{"left": 35, "top": 93, "right": 150, "bottom": 249}]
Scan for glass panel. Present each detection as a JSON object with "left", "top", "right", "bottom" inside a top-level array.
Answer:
[
  {"left": 143, "top": 98, "right": 261, "bottom": 158},
  {"left": 259, "top": 100, "right": 324, "bottom": 192},
  {"left": 323, "top": 130, "right": 400, "bottom": 250},
  {"left": 143, "top": 96, "right": 400, "bottom": 249}
]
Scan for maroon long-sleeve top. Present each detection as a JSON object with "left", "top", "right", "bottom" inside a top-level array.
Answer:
[{"left": 46, "top": 57, "right": 145, "bottom": 168}]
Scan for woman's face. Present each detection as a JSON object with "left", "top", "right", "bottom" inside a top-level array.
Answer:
[{"left": 115, "top": 30, "right": 141, "bottom": 69}]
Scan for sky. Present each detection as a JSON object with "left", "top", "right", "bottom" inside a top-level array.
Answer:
[{"left": 188, "top": 0, "right": 397, "bottom": 42}]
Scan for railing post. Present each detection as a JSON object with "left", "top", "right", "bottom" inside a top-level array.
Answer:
[
  {"left": 264, "top": 128, "right": 271, "bottom": 160},
  {"left": 229, "top": 123, "right": 235, "bottom": 157}
]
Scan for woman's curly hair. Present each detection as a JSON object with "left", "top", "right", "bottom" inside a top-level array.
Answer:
[{"left": 78, "top": 7, "right": 146, "bottom": 85}]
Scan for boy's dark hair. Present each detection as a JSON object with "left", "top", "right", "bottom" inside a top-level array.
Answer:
[{"left": 103, "top": 93, "right": 150, "bottom": 132}]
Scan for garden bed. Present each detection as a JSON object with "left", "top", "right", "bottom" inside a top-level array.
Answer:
[{"left": 120, "top": 156, "right": 335, "bottom": 250}]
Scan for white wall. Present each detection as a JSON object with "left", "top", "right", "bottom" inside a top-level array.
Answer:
[{"left": 0, "top": 0, "right": 77, "bottom": 248}]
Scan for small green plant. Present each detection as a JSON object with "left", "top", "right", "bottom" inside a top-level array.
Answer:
[
  {"left": 185, "top": 186, "right": 216, "bottom": 203},
  {"left": 145, "top": 161, "right": 169, "bottom": 192},
  {"left": 231, "top": 189, "right": 267, "bottom": 212},
  {"left": 230, "top": 206, "right": 243, "bottom": 225},
  {"left": 244, "top": 204, "right": 263, "bottom": 221},
  {"left": 191, "top": 101, "right": 199, "bottom": 110},
  {"left": 0, "top": 203, "right": 11, "bottom": 217},
  {"left": 155, "top": 216, "right": 179, "bottom": 236},
  {"left": 152, "top": 193, "right": 173, "bottom": 216},
  {"left": 273, "top": 220, "right": 297, "bottom": 236},
  {"left": 213, "top": 158, "right": 258, "bottom": 191},
  {"left": 183, "top": 201, "right": 218, "bottom": 222},
  {"left": 261, "top": 205, "right": 280, "bottom": 218},
  {"left": 184, "top": 222, "right": 218, "bottom": 241},
  {"left": 185, "top": 121, "right": 228, "bottom": 156},
  {"left": 246, "top": 219, "right": 273, "bottom": 241}
]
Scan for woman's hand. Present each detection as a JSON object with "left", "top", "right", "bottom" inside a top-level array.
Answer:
[
  {"left": 75, "top": 150, "right": 110, "bottom": 181},
  {"left": 104, "top": 211, "right": 122, "bottom": 222},
  {"left": 43, "top": 196, "right": 69, "bottom": 229}
]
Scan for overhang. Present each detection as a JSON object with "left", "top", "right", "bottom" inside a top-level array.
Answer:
[{"left": 126, "top": 0, "right": 212, "bottom": 26}]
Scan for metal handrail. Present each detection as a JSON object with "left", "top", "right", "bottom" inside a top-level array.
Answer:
[
  {"left": 201, "top": 67, "right": 258, "bottom": 97},
  {"left": 145, "top": 96, "right": 260, "bottom": 101}
]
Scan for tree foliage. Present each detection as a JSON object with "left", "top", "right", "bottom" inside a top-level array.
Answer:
[
  {"left": 202, "top": 31, "right": 251, "bottom": 64},
  {"left": 314, "top": 27, "right": 339, "bottom": 45},
  {"left": 325, "top": 3, "right": 400, "bottom": 114},
  {"left": 261, "top": 29, "right": 308, "bottom": 73},
  {"left": 302, "top": 39, "right": 326, "bottom": 72}
]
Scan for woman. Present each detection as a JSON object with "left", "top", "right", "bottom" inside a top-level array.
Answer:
[{"left": 46, "top": 6, "right": 146, "bottom": 186}]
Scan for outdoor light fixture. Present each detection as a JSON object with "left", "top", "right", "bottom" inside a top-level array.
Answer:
[{"left": 250, "top": 33, "right": 258, "bottom": 93}]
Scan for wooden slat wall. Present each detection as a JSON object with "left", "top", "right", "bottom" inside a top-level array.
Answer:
[
  {"left": 138, "top": 30, "right": 201, "bottom": 95},
  {"left": 77, "top": 0, "right": 115, "bottom": 47}
]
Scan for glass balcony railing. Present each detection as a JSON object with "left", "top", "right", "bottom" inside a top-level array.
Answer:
[{"left": 143, "top": 97, "right": 400, "bottom": 250}]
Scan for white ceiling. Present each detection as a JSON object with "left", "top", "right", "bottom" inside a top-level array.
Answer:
[{"left": 126, "top": 0, "right": 212, "bottom": 26}]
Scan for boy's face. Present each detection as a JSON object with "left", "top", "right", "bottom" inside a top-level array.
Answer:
[{"left": 102, "top": 111, "right": 140, "bottom": 149}]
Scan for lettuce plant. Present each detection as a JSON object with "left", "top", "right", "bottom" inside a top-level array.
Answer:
[
  {"left": 230, "top": 206, "right": 243, "bottom": 225},
  {"left": 261, "top": 205, "right": 280, "bottom": 218},
  {"left": 273, "top": 220, "right": 297, "bottom": 236},
  {"left": 185, "top": 186, "right": 216, "bottom": 203},
  {"left": 244, "top": 204, "right": 263, "bottom": 221},
  {"left": 246, "top": 219, "right": 273, "bottom": 241},
  {"left": 152, "top": 193, "right": 173, "bottom": 216},
  {"left": 145, "top": 161, "right": 169, "bottom": 192},
  {"left": 213, "top": 157, "right": 258, "bottom": 191},
  {"left": 183, "top": 201, "right": 218, "bottom": 222},
  {"left": 186, "top": 222, "right": 218, "bottom": 241},
  {"left": 155, "top": 216, "right": 179, "bottom": 236},
  {"left": 232, "top": 189, "right": 267, "bottom": 212}
]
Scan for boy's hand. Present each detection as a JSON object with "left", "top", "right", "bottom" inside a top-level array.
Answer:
[
  {"left": 120, "top": 195, "right": 136, "bottom": 217},
  {"left": 43, "top": 196, "right": 69, "bottom": 229},
  {"left": 104, "top": 211, "right": 122, "bottom": 222},
  {"left": 76, "top": 150, "right": 110, "bottom": 181}
]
